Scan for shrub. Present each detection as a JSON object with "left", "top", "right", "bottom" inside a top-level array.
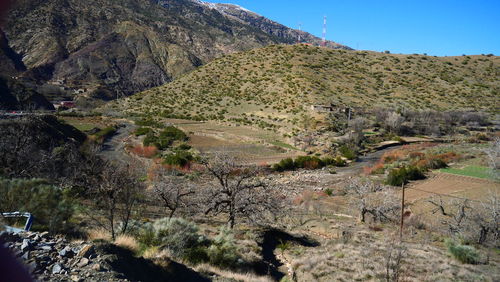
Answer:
[
  {"left": 152, "top": 218, "right": 207, "bottom": 258},
  {"left": 131, "top": 145, "right": 158, "bottom": 158},
  {"left": 207, "top": 227, "right": 241, "bottom": 269},
  {"left": 134, "top": 127, "right": 152, "bottom": 136},
  {"left": 93, "top": 126, "right": 117, "bottom": 140},
  {"left": 445, "top": 239, "right": 479, "bottom": 264},
  {"left": 0, "top": 178, "right": 74, "bottom": 233},
  {"left": 339, "top": 145, "right": 357, "bottom": 160},
  {"left": 273, "top": 158, "right": 295, "bottom": 172},
  {"left": 294, "top": 156, "right": 324, "bottom": 170},
  {"left": 135, "top": 118, "right": 162, "bottom": 128},
  {"left": 163, "top": 151, "right": 194, "bottom": 167},
  {"left": 160, "top": 126, "right": 188, "bottom": 142},
  {"left": 386, "top": 166, "right": 425, "bottom": 186},
  {"left": 143, "top": 132, "right": 158, "bottom": 147}
]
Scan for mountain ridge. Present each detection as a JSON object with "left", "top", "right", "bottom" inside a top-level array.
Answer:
[{"left": 2, "top": 0, "right": 350, "bottom": 107}]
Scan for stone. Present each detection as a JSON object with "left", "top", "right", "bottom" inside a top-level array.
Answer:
[
  {"left": 77, "top": 258, "right": 89, "bottom": 268},
  {"left": 91, "top": 263, "right": 102, "bottom": 272},
  {"left": 52, "top": 263, "right": 63, "bottom": 274},
  {"left": 21, "top": 239, "right": 32, "bottom": 252},
  {"left": 59, "top": 246, "right": 74, "bottom": 258},
  {"left": 77, "top": 244, "right": 95, "bottom": 258},
  {"left": 40, "top": 245, "right": 53, "bottom": 251},
  {"left": 22, "top": 251, "right": 30, "bottom": 260}
]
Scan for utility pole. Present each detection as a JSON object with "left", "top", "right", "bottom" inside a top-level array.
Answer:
[{"left": 399, "top": 182, "right": 405, "bottom": 240}]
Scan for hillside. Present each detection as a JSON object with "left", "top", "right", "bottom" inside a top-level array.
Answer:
[
  {"left": 3, "top": 0, "right": 349, "bottom": 106},
  {"left": 113, "top": 44, "right": 499, "bottom": 134}
]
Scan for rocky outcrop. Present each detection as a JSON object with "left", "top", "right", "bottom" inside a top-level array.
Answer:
[{"left": 0, "top": 230, "right": 210, "bottom": 281}]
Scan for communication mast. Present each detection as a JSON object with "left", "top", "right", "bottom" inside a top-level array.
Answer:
[
  {"left": 298, "top": 22, "right": 302, "bottom": 43},
  {"left": 322, "top": 16, "right": 327, "bottom": 47}
]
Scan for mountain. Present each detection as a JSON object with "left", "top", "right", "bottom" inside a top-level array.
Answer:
[
  {"left": 0, "top": 30, "right": 54, "bottom": 110},
  {"left": 3, "top": 0, "right": 350, "bottom": 107},
  {"left": 208, "top": 3, "right": 349, "bottom": 49},
  {"left": 113, "top": 44, "right": 499, "bottom": 133}
]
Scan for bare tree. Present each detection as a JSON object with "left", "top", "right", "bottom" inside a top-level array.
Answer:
[
  {"left": 151, "top": 167, "right": 195, "bottom": 219},
  {"left": 87, "top": 161, "right": 144, "bottom": 240},
  {"left": 384, "top": 239, "right": 407, "bottom": 282},
  {"left": 347, "top": 117, "right": 369, "bottom": 146},
  {"left": 484, "top": 137, "right": 500, "bottom": 181},
  {"left": 385, "top": 112, "right": 405, "bottom": 134},
  {"left": 344, "top": 179, "right": 399, "bottom": 223},
  {"left": 430, "top": 192, "right": 499, "bottom": 246},
  {"left": 201, "top": 152, "right": 284, "bottom": 228}
]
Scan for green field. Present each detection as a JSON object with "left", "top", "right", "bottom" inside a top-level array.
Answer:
[{"left": 440, "top": 165, "right": 495, "bottom": 180}]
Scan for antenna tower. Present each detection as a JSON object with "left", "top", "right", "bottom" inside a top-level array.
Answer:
[
  {"left": 298, "top": 23, "right": 302, "bottom": 43},
  {"left": 322, "top": 16, "right": 327, "bottom": 47}
]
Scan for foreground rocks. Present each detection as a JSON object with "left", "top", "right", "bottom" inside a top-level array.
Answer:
[
  {"left": 0, "top": 231, "right": 125, "bottom": 281},
  {"left": 0, "top": 230, "right": 212, "bottom": 281}
]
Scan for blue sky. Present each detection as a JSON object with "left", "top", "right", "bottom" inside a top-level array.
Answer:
[{"left": 208, "top": 0, "right": 500, "bottom": 56}]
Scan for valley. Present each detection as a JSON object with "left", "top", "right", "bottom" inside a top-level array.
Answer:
[{"left": 0, "top": 0, "right": 499, "bottom": 281}]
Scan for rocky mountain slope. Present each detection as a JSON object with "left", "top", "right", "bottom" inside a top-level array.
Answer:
[
  {"left": 114, "top": 44, "right": 499, "bottom": 133},
  {"left": 3, "top": 0, "right": 349, "bottom": 107},
  {"left": 0, "top": 30, "right": 54, "bottom": 110},
  {"left": 209, "top": 3, "right": 349, "bottom": 50}
]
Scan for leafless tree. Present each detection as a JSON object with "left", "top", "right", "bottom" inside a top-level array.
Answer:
[
  {"left": 151, "top": 167, "right": 195, "bottom": 219},
  {"left": 428, "top": 192, "right": 499, "bottom": 246},
  {"left": 484, "top": 137, "right": 500, "bottom": 181},
  {"left": 87, "top": 161, "right": 144, "bottom": 240},
  {"left": 427, "top": 195, "right": 448, "bottom": 216},
  {"left": 344, "top": 179, "right": 399, "bottom": 223},
  {"left": 201, "top": 152, "right": 284, "bottom": 228},
  {"left": 347, "top": 117, "right": 369, "bottom": 145},
  {"left": 384, "top": 238, "right": 407, "bottom": 282},
  {"left": 385, "top": 112, "right": 405, "bottom": 134}
]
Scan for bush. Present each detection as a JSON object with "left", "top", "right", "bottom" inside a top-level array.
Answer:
[
  {"left": 134, "top": 127, "right": 152, "bottom": 136},
  {"left": 163, "top": 151, "right": 194, "bottom": 167},
  {"left": 207, "top": 227, "right": 241, "bottom": 269},
  {"left": 93, "top": 126, "right": 117, "bottom": 140},
  {"left": 386, "top": 166, "right": 425, "bottom": 186},
  {"left": 160, "top": 126, "right": 188, "bottom": 142},
  {"left": 152, "top": 218, "right": 207, "bottom": 258},
  {"left": 272, "top": 158, "right": 295, "bottom": 172},
  {"left": 339, "top": 145, "right": 357, "bottom": 160},
  {"left": 0, "top": 178, "right": 74, "bottom": 233},
  {"left": 294, "top": 156, "right": 323, "bottom": 169},
  {"left": 445, "top": 239, "right": 479, "bottom": 264}
]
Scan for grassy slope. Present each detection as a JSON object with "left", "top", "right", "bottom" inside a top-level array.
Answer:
[{"left": 113, "top": 44, "right": 499, "bottom": 134}]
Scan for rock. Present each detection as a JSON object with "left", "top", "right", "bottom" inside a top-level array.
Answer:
[
  {"left": 22, "top": 251, "right": 30, "bottom": 260},
  {"left": 77, "top": 258, "right": 89, "bottom": 268},
  {"left": 77, "top": 244, "right": 95, "bottom": 258},
  {"left": 52, "top": 263, "right": 63, "bottom": 274},
  {"left": 71, "top": 275, "right": 83, "bottom": 282},
  {"left": 21, "top": 239, "right": 32, "bottom": 252},
  {"left": 59, "top": 246, "right": 74, "bottom": 258},
  {"left": 40, "top": 245, "right": 53, "bottom": 251},
  {"left": 91, "top": 263, "right": 102, "bottom": 272}
]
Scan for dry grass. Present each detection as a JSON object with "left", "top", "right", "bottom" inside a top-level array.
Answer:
[
  {"left": 87, "top": 228, "right": 111, "bottom": 241},
  {"left": 114, "top": 234, "right": 139, "bottom": 252},
  {"left": 195, "top": 264, "right": 273, "bottom": 282}
]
